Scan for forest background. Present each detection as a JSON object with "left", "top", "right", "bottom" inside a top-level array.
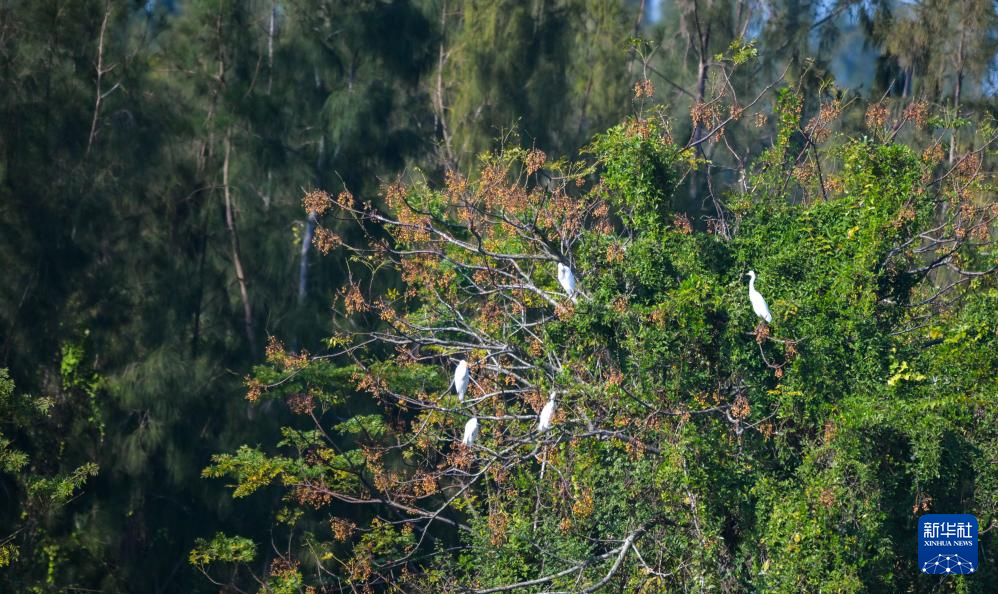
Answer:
[{"left": 0, "top": 0, "right": 996, "bottom": 592}]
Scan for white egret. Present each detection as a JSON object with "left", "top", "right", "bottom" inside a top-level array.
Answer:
[
  {"left": 453, "top": 359, "right": 469, "bottom": 401},
  {"left": 746, "top": 270, "right": 772, "bottom": 323},
  {"left": 557, "top": 263, "right": 577, "bottom": 303},
  {"left": 461, "top": 417, "right": 479, "bottom": 446},
  {"left": 537, "top": 391, "right": 556, "bottom": 432}
]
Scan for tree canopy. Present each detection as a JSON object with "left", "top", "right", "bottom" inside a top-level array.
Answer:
[
  {"left": 1, "top": 1, "right": 995, "bottom": 592},
  {"left": 199, "top": 85, "right": 997, "bottom": 592}
]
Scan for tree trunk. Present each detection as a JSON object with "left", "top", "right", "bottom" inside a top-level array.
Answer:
[
  {"left": 950, "top": 30, "right": 964, "bottom": 164},
  {"left": 690, "top": 10, "right": 710, "bottom": 145},
  {"left": 267, "top": 1, "right": 275, "bottom": 95},
  {"left": 86, "top": 1, "right": 112, "bottom": 156},
  {"left": 692, "top": 57, "right": 708, "bottom": 142},
  {"left": 223, "top": 130, "right": 256, "bottom": 352},
  {"left": 429, "top": 1, "right": 456, "bottom": 168},
  {"left": 297, "top": 212, "right": 317, "bottom": 305},
  {"left": 191, "top": 229, "right": 207, "bottom": 357},
  {"left": 688, "top": 7, "right": 711, "bottom": 205}
]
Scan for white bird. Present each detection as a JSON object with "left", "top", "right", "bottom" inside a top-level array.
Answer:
[
  {"left": 557, "top": 263, "right": 577, "bottom": 302},
  {"left": 453, "top": 359, "right": 469, "bottom": 401},
  {"left": 537, "top": 391, "right": 556, "bottom": 432},
  {"left": 746, "top": 270, "right": 772, "bottom": 323},
  {"left": 461, "top": 417, "right": 479, "bottom": 446}
]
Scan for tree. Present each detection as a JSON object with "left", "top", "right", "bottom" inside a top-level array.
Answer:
[
  {"left": 441, "top": 0, "right": 634, "bottom": 167},
  {"left": 1, "top": 1, "right": 994, "bottom": 591},
  {"left": 871, "top": 0, "right": 998, "bottom": 160},
  {"left": 1, "top": 0, "right": 437, "bottom": 589},
  {"left": 0, "top": 368, "right": 98, "bottom": 591},
  {"left": 198, "top": 78, "right": 998, "bottom": 592}
]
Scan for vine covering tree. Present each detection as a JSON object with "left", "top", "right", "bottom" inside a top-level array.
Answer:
[
  {"left": 0, "top": 2, "right": 995, "bottom": 592},
  {"left": 196, "top": 64, "right": 998, "bottom": 593}
]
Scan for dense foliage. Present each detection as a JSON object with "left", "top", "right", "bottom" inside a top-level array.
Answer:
[
  {"left": 0, "top": 368, "right": 98, "bottom": 584},
  {"left": 200, "top": 89, "right": 996, "bottom": 592},
  {"left": 1, "top": 1, "right": 995, "bottom": 592}
]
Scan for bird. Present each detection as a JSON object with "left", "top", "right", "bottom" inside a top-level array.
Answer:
[
  {"left": 537, "top": 391, "right": 556, "bottom": 432},
  {"left": 557, "top": 263, "right": 577, "bottom": 303},
  {"left": 453, "top": 359, "right": 469, "bottom": 402},
  {"left": 746, "top": 270, "right": 772, "bottom": 323},
  {"left": 461, "top": 417, "right": 479, "bottom": 446}
]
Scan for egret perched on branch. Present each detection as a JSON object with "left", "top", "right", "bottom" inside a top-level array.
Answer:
[
  {"left": 557, "top": 263, "right": 577, "bottom": 303},
  {"left": 537, "top": 391, "right": 556, "bottom": 432},
  {"left": 453, "top": 359, "right": 469, "bottom": 402},
  {"left": 746, "top": 270, "right": 772, "bottom": 323},
  {"left": 461, "top": 417, "right": 479, "bottom": 446}
]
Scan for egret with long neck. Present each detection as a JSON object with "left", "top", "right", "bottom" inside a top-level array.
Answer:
[
  {"left": 746, "top": 270, "right": 773, "bottom": 323},
  {"left": 537, "top": 391, "right": 556, "bottom": 432},
  {"left": 557, "top": 263, "right": 577, "bottom": 303},
  {"left": 453, "top": 359, "right": 469, "bottom": 402},
  {"left": 461, "top": 417, "right": 479, "bottom": 446}
]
